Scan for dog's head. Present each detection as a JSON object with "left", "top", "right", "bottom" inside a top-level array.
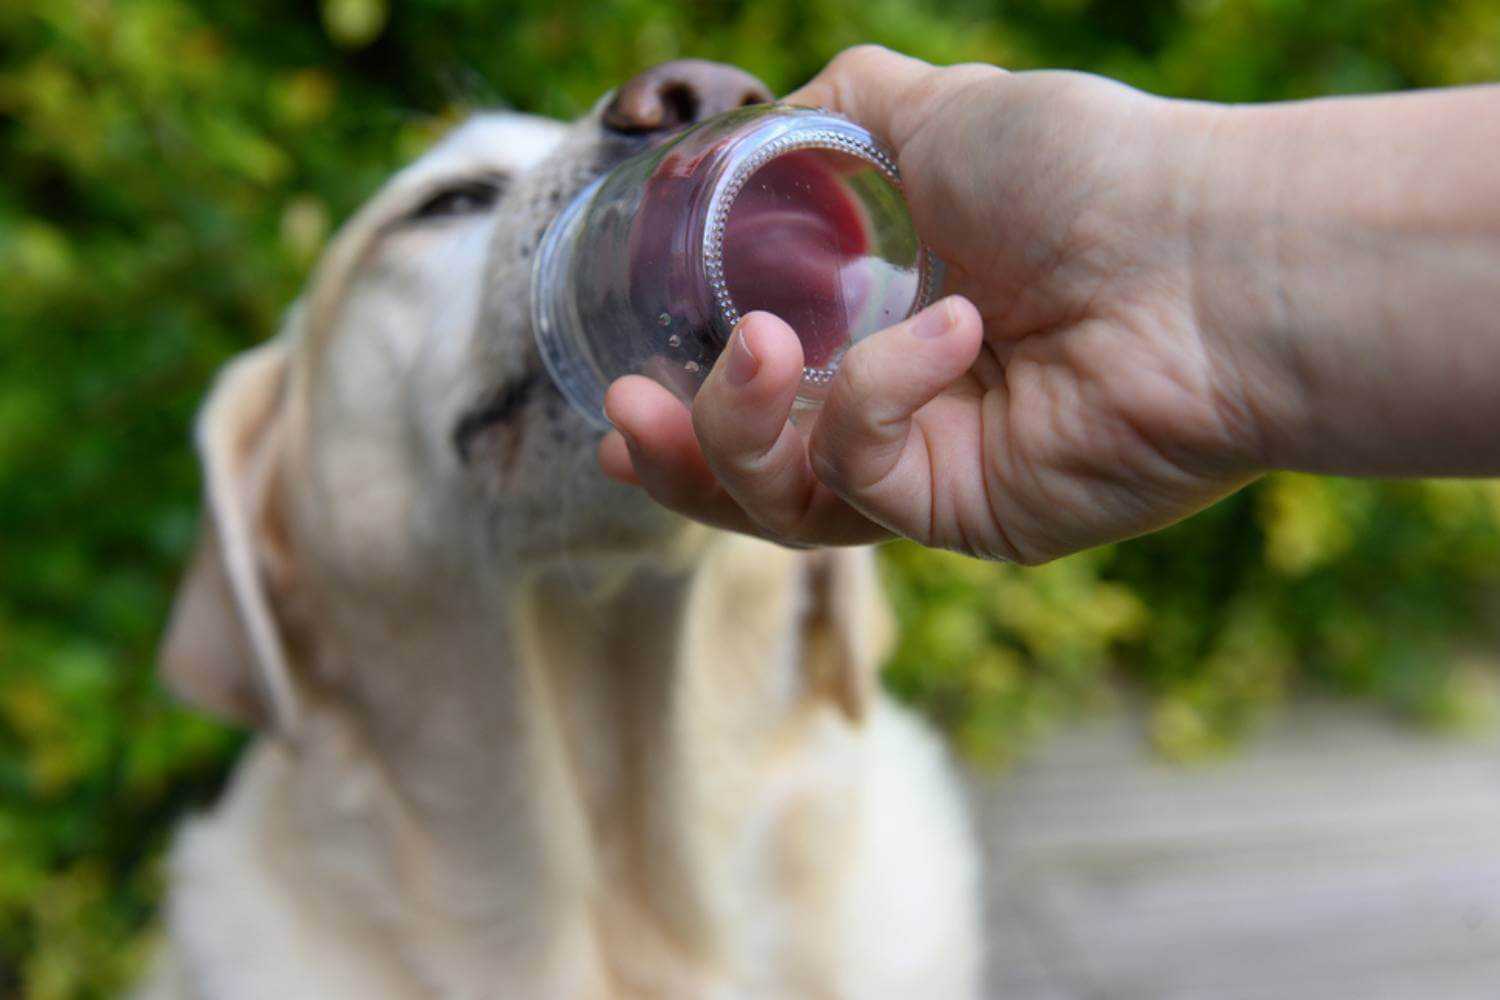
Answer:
[{"left": 159, "top": 62, "right": 774, "bottom": 730}]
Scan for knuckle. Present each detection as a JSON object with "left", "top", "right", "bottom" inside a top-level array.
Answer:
[
  {"left": 832, "top": 44, "right": 892, "bottom": 73},
  {"left": 829, "top": 352, "right": 890, "bottom": 436},
  {"left": 808, "top": 442, "right": 853, "bottom": 497},
  {"left": 692, "top": 386, "right": 763, "bottom": 446},
  {"left": 694, "top": 410, "right": 771, "bottom": 482},
  {"left": 833, "top": 348, "right": 878, "bottom": 411},
  {"left": 689, "top": 399, "right": 728, "bottom": 454},
  {"left": 692, "top": 404, "right": 757, "bottom": 469}
]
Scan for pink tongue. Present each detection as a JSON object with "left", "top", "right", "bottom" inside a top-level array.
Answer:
[{"left": 721, "top": 151, "right": 868, "bottom": 367}]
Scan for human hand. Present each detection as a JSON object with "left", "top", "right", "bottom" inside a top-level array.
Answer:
[{"left": 599, "top": 46, "right": 1265, "bottom": 562}]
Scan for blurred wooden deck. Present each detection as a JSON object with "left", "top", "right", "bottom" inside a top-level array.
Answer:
[{"left": 969, "top": 703, "right": 1500, "bottom": 999}]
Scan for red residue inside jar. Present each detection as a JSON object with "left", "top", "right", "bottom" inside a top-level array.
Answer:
[{"left": 720, "top": 149, "right": 870, "bottom": 367}]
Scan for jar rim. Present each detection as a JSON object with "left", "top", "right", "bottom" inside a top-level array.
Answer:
[{"left": 698, "top": 110, "right": 938, "bottom": 389}]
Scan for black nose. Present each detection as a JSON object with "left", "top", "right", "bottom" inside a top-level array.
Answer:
[{"left": 603, "top": 59, "right": 772, "bottom": 134}]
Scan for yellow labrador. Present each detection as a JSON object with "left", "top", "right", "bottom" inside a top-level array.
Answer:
[{"left": 140, "top": 61, "right": 981, "bottom": 999}]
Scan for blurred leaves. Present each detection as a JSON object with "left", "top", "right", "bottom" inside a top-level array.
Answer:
[
  {"left": 884, "top": 544, "right": 1147, "bottom": 766},
  {"left": 322, "top": 0, "right": 388, "bottom": 49},
  {"left": 3, "top": 0, "right": 1500, "bottom": 996}
]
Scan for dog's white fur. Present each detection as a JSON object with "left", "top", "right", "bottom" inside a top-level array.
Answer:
[{"left": 141, "top": 105, "right": 980, "bottom": 998}]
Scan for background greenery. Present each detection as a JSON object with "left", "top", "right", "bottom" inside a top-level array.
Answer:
[{"left": 3, "top": 0, "right": 1500, "bottom": 994}]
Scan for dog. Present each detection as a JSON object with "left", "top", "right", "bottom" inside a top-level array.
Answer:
[{"left": 138, "top": 60, "right": 981, "bottom": 999}]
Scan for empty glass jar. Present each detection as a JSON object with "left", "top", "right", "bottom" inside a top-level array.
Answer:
[{"left": 531, "top": 104, "right": 939, "bottom": 427}]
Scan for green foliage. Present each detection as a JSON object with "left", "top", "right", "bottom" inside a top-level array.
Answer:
[
  {"left": 2, "top": 0, "right": 1499, "bottom": 994},
  {"left": 885, "top": 475, "right": 1500, "bottom": 766}
]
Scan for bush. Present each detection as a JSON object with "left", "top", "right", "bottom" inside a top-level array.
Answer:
[{"left": 3, "top": 0, "right": 1499, "bottom": 994}]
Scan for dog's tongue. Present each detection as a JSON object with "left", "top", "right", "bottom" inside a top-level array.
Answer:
[
  {"left": 719, "top": 150, "right": 869, "bottom": 367},
  {"left": 624, "top": 146, "right": 875, "bottom": 378}
]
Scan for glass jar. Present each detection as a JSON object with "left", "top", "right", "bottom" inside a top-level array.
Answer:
[{"left": 531, "top": 104, "right": 939, "bottom": 427}]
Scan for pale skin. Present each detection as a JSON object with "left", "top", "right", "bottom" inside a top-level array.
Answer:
[{"left": 598, "top": 46, "right": 1500, "bottom": 563}]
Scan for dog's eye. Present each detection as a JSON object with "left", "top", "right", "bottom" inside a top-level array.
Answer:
[{"left": 410, "top": 178, "right": 503, "bottom": 221}]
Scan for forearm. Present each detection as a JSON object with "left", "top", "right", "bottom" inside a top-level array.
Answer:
[{"left": 1193, "top": 85, "right": 1500, "bottom": 476}]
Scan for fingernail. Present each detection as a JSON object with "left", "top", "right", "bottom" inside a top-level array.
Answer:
[
  {"left": 725, "top": 322, "right": 760, "bottom": 387},
  {"left": 910, "top": 299, "right": 955, "bottom": 340}
]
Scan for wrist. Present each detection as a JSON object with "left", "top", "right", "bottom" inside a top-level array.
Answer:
[{"left": 1179, "top": 99, "right": 1313, "bottom": 474}]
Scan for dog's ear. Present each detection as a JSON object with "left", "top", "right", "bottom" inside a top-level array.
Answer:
[
  {"left": 159, "top": 339, "right": 301, "bottom": 732},
  {"left": 799, "top": 549, "right": 894, "bottom": 725}
]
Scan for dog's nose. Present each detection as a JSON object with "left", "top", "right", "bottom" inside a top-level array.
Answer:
[{"left": 603, "top": 60, "right": 772, "bottom": 134}]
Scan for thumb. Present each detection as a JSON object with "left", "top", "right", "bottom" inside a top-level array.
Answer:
[
  {"left": 808, "top": 296, "right": 984, "bottom": 521},
  {"left": 782, "top": 46, "right": 942, "bottom": 150}
]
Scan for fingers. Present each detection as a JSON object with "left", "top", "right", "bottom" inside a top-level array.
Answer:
[
  {"left": 690, "top": 313, "right": 888, "bottom": 545},
  {"left": 596, "top": 429, "right": 640, "bottom": 485},
  {"left": 599, "top": 315, "right": 894, "bottom": 548},
  {"left": 690, "top": 313, "right": 808, "bottom": 530},
  {"left": 602, "top": 375, "right": 765, "bottom": 538},
  {"left": 603, "top": 296, "right": 984, "bottom": 549},
  {"left": 782, "top": 45, "right": 941, "bottom": 149},
  {"left": 809, "top": 296, "right": 984, "bottom": 513},
  {"left": 604, "top": 297, "right": 985, "bottom": 549}
]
